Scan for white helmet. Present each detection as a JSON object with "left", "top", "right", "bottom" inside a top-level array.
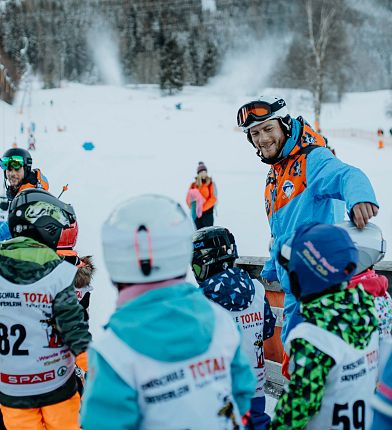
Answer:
[
  {"left": 337, "top": 221, "right": 387, "bottom": 274},
  {"left": 102, "top": 194, "right": 194, "bottom": 284},
  {"left": 237, "top": 95, "right": 289, "bottom": 132}
]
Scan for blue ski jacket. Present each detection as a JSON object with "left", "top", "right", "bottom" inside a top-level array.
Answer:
[
  {"left": 260, "top": 117, "right": 378, "bottom": 342},
  {"left": 80, "top": 282, "right": 256, "bottom": 430},
  {"left": 0, "top": 221, "right": 11, "bottom": 241}
]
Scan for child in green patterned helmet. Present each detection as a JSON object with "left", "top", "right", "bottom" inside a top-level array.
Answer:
[{"left": 271, "top": 223, "right": 379, "bottom": 430}]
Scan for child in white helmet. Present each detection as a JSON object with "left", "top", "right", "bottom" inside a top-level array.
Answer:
[
  {"left": 339, "top": 221, "right": 392, "bottom": 340},
  {"left": 80, "top": 195, "right": 256, "bottom": 430}
]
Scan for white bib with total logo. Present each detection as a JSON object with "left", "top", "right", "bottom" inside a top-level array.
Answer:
[
  {"left": 286, "top": 322, "right": 379, "bottom": 430},
  {"left": 230, "top": 279, "right": 266, "bottom": 396},
  {"left": 93, "top": 302, "right": 244, "bottom": 430},
  {"left": 0, "top": 262, "right": 77, "bottom": 396}
]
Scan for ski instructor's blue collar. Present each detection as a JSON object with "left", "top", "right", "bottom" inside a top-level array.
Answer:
[{"left": 280, "top": 117, "right": 301, "bottom": 159}]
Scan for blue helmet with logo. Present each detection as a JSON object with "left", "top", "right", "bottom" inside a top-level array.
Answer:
[{"left": 278, "top": 222, "right": 358, "bottom": 300}]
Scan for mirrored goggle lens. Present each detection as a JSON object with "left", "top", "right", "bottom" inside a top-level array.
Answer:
[
  {"left": 1, "top": 156, "right": 25, "bottom": 170},
  {"left": 237, "top": 103, "right": 271, "bottom": 127}
]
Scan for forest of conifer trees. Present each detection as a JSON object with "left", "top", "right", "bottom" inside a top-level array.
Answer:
[{"left": 0, "top": 0, "right": 391, "bottom": 101}]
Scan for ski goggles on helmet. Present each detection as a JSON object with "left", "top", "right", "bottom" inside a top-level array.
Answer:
[
  {"left": 1, "top": 156, "right": 25, "bottom": 171},
  {"left": 237, "top": 98, "right": 286, "bottom": 129}
]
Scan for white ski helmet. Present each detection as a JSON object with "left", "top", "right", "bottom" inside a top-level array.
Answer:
[
  {"left": 337, "top": 221, "right": 387, "bottom": 274},
  {"left": 237, "top": 95, "right": 290, "bottom": 132},
  {"left": 102, "top": 194, "right": 194, "bottom": 284}
]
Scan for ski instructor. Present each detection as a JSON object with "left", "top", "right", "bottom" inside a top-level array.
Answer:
[
  {"left": 1, "top": 147, "right": 49, "bottom": 202},
  {"left": 236, "top": 96, "right": 379, "bottom": 364}
]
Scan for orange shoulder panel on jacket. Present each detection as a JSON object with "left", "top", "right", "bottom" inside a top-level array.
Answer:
[
  {"left": 36, "top": 169, "right": 49, "bottom": 190},
  {"left": 18, "top": 169, "right": 49, "bottom": 193}
]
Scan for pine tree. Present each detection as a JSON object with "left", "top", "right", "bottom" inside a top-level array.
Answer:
[{"left": 160, "top": 37, "right": 184, "bottom": 95}]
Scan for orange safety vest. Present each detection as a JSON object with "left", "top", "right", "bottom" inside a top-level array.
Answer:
[{"left": 264, "top": 121, "right": 326, "bottom": 220}]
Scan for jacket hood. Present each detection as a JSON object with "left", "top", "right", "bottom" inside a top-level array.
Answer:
[
  {"left": 199, "top": 267, "right": 255, "bottom": 312},
  {"left": 348, "top": 269, "right": 389, "bottom": 297},
  {"left": 75, "top": 256, "right": 95, "bottom": 289},
  {"left": 0, "top": 237, "right": 62, "bottom": 284},
  {"left": 108, "top": 282, "right": 215, "bottom": 362}
]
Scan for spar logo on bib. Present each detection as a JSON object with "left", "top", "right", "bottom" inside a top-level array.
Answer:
[{"left": 1, "top": 370, "right": 55, "bottom": 385}]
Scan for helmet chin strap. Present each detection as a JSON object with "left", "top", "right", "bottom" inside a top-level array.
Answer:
[{"left": 247, "top": 116, "right": 292, "bottom": 165}]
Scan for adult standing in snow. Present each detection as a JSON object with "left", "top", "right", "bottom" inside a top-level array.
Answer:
[
  {"left": 1, "top": 148, "right": 49, "bottom": 203},
  {"left": 236, "top": 96, "right": 378, "bottom": 351},
  {"left": 187, "top": 161, "right": 217, "bottom": 229}
]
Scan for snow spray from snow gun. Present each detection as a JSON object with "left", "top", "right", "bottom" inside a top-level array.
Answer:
[{"left": 58, "top": 184, "right": 69, "bottom": 199}]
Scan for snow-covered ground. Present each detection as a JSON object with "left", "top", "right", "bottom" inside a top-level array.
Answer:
[{"left": 1, "top": 83, "right": 391, "bottom": 341}]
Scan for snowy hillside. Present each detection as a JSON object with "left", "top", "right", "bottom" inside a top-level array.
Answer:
[{"left": 1, "top": 84, "right": 391, "bottom": 337}]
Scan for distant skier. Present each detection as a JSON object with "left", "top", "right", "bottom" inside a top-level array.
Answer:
[
  {"left": 377, "top": 128, "right": 385, "bottom": 149},
  {"left": 271, "top": 223, "right": 379, "bottom": 430},
  {"left": 187, "top": 161, "right": 217, "bottom": 229},
  {"left": 1, "top": 148, "right": 49, "bottom": 202},
  {"left": 191, "top": 226, "right": 276, "bottom": 430},
  {"left": 27, "top": 133, "right": 36, "bottom": 151},
  {"left": 81, "top": 195, "right": 256, "bottom": 430},
  {"left": 0, "top": 189, "right": 91, "bottom": 430}
]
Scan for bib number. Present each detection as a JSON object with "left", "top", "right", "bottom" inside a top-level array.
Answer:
[
  {"left": 332, "top": 400, "right": 365, "bottom": 430},
  {"left": 0, "top": 323, "right": 29, "bottom": 356}
]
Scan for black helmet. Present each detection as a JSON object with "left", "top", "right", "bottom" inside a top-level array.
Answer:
[
  {"left": 8, "top": 189, "right": 76, "bottom": 249},
  {"left": 192, "top": 226, "right": 238, "bottom": 284},
  {"left": 2, "top": 148, "right": 32, "bottom": 179}
]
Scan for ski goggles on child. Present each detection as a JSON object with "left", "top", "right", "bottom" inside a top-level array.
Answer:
[
  {"left": 0, "top": 156, "right": 25, "bottom": 171},
  {"left": 237, "top": 98, "right": 286, "bottom": 128}
]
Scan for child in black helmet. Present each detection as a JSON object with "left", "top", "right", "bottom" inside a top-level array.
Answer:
[
  {"left": 0, "top": 189, "right": 91, "bottom": 430},
  {"left": 271, "top": 222, "right": 379, "bottom": 430},
  {"left": 191, "top": 226, "right": 276, "bottom": 430}
]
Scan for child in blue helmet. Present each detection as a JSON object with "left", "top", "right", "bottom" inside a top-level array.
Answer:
[
  {"left": 191, "top": 226, "right": 276, "bottom": 430},
  {"left": 271, "top": 222, "right": 379, "bottom": 430}
]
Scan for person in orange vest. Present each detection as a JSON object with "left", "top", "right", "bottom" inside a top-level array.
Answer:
[
  {"left": 1, "top": 148, "right": 49, "bottom": 203},
  {"left": 187, "top": 161, "right": 217, "bottom": 229}
]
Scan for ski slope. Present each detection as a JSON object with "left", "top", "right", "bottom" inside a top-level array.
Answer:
[{"left": 1, "top": 84, "right": 391, "bottom": 344}]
